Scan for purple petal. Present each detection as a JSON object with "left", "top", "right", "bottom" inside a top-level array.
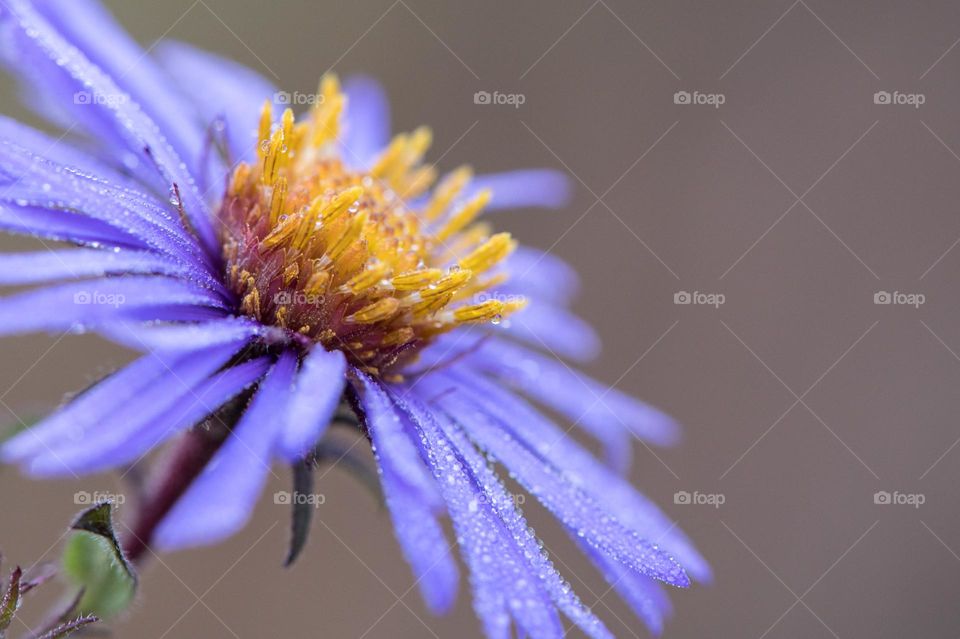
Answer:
[
  {"left": 472, "top": 338, "right": 680, "bottom": 448},
  {"left": 0, "top": 114, "right": 139, "bottom": 188},
  {"left": 397, "top": 393, "right": 616, "bottom": 639},
  {"left": 351, "top": 372, "right": 439, "bottom": 504},
  {"left": 153, "top": 351, "right": 299, "bottom": 550},
  {"left": 501, "top": 245, "right": 580, "bottom": 306},
  {"left": 434, "top": 369, "right": 710, "bottom": 582},
  {"left": 33, "top": 0, "right": 205, "bottom": 177},
  {"left": 395, "top": 394, "right": 566, "bottom": 638},
  {"left": 375, "top": 449, "right": 459, "bottom": 614},
  {"left": 1, "top": 1, "right": 218, "bottom": 254},
  {"left": 495, "top": 300, "right": 600, "bottom": 362},
  {"left": 0, "top": 23, "right": 133, "bottom": 169},
  {"left": 154, "top": 40, "right": 278, "bottom": 165},
  {"left": 349, "top": 374, "right": 457, "bottom": 615},
  {"left": 582, "top": 543, "right": 672, "bottom": 636},
  {"left": 418, "top": 376, "right": 691, "bottom": 587},
  {"left": 1, "top": 351, "right": 174, "bottom": 462},
  {"left": 21, "top": 341, "right": 254, "bottom": 476},
  {"left": 0, "top": 138, "right": 214, "bottom": 271},
  {"left": 0, "top": 277, "right": 228, "bottom": 337},
  {"left": 273, "top": 347, "right": 346, "bottom": 461},
  {"left": 95, "top": 357, "right": 272, "bottom": 472},
  {"left": 0, "top": 203, "right": 146, "bottom": 248},
  {"left": 0, "top": 249, "right": 194, "bottom": 286},
  {"left": 414, "top": 334, "right": 632, "bottom": 471},
  {"left": 341, "top": 75, "right": 390, "bottom": 169},
  {"left": 99, "top": 318, "right": 264, "bottom": 353},
  {"left": 467, "top": 169, "right": 571, "bottom": 211}
]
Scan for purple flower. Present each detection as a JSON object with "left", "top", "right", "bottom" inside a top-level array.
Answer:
[{"left": 0, "top": 1, "right": 708, "bottom": 636}]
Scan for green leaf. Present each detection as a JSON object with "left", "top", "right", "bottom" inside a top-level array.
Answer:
[
  {"left": 61, "top": 503, "right": 137, "bottom": 619},
  {"left": 0, "top": 567, "right": 22, "bottom": 634}
]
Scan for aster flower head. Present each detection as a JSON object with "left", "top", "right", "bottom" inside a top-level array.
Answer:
[{"left": 0, "top": 1, "right": 708, "bottom": 636}]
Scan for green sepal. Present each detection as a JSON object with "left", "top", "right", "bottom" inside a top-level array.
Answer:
[{"left": 61, "top": 503, "right": 137, "bottom": 619}]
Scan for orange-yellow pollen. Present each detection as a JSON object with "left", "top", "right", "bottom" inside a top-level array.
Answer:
[{"left": 220, "top": 74, "right": 523, "bottom": 376}]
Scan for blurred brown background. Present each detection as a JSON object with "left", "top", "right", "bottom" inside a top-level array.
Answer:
[{"left": 2, "top": 1, "right": 960, "bottom": 637}]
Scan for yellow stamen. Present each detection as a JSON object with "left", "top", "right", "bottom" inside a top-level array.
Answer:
[
  {"left": 503, "top": 297, "right": 528, "bottom": 314},
  {"left": 321, "top": 186, "right": 364, "bottom": 223},
  {"left": 424, "top": 166, "right": 472, "bottom": 221},
  {"left": 419, "top": 269, "right": 472, "bottom": 299},
  {"left": 453, "top": 299, "right": 505, "bottom": 323},
  {"left": 312, "top": 94, "right": 344, "bottom": 146},
  {"left": 370, "top": 134, "right": 407, "bottom": 179},
  {"left": 275, "top": 305, "right": 288, "bottom": 327},
  {"left": 229, "top": 163, "right": 252, "bottom": 195},
  {"left": 260, "top": 211, "right": 299, "bottom": 250},
  {"left": 257, "top": 100, "right": 273, "bottom": 158},
  {"left": 391, "top": 268, "right": 443, "bottom": 291},
  {"left": 436, "top": 189, "right": 492, "bottom": 242},
  {"left": 453, "top": 272, "right": 508, "bottom": 301},
  {"left": 346, "top": 297, "right": 401, "bottom": 324},
  {"left": 269, "top": 177, "right": 288, "bottom": 224},
  {"left": 326, "top": 211, "right": 368, "bottom": 261},
  {"left": 459, "top": 232, "right": 515, "bottom": 273},
  {"left": 320, "top": 74, "right": 340, "bottom": 103},
  {"left": 343, "top": 261, "right": 390, "bottom": 294},
  {"left": 283, "top": 262, "right": 299, "bottom": 286},
  {"left": 304, "top": 270, "right": 330, "bottom": 297},
  {"left": 222, "top": 73, "right": 533, "bottom": 376},
  {"left": 412, "top": 292, "right": 452, "bottom": 316},
  {"left": 262, "top": 128, "right": 286, "bottom": 186}
]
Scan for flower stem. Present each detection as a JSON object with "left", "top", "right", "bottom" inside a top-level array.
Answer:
[{"left": 122, "top": 394, "right": 250, "bottom": 563}]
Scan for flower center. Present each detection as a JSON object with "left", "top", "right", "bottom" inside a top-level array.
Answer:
[{"left": 219, "top": 76, "right": 523, "bottom": 378}]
